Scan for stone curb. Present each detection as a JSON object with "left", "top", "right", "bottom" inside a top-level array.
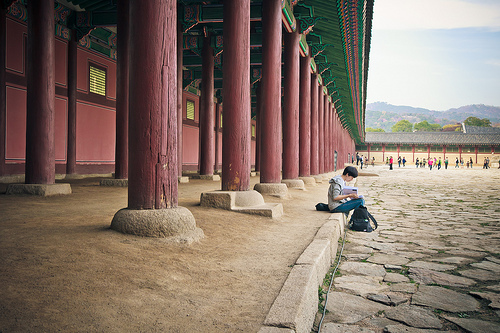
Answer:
[{"left": 259, "top": 213, "right": 345, "bottom": 333}]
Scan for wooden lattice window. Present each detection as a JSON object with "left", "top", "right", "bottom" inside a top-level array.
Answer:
[
  {"left": 186, "top": 100, "right": 195, "bottom": 120},
  {"left": 89, "top": 64, "right": 106, "bottom": 96}
]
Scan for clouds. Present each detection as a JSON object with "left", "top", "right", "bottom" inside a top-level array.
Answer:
[
  {"left": 373, "top": 0, "right": 500, "bottom": 31},
  {"left": 366, "top": 0, "right": 500, "bottom": 111}
]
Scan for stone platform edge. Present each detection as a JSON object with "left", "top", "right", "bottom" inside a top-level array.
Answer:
[{"left": 260, "top": 212, "right": 346, "bottom": 333}]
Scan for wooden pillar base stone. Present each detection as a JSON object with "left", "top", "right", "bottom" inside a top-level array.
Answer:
[{"left": 111, "top": 207, "right": 204, "bottom": 243}]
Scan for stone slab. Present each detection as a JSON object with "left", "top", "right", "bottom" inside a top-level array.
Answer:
[
  {"left": 323, "top": 292, "right": 389, "bottom": 324},
  {"left": 443, "top": 316, "right": 500, "bottom": 333},
  {"left": 100, "top": 178, "right": 128, "bottom": 187},
  {"left": 384, "top": 272, "right": 409, "bottom": 283},
  {"left": 296, "top": 239, "right": 331, "bottom": 287},
  {"left": 408, "top": 267, "right": 476, "bottom": 287},
  {"left": 281, "top": 179, "right": 305, "bottom": 189},
  {"left": 384, "top": 305, "right": 442, "bottom": 329},
  {"left": 258, "top": 327, "right": 294, "bottom": 333},
  {"left": 428, "top": 256, "right": 474, "bottom": 265},
  {"left": 469, "top": 291, "right": 500, "bottom": 309},
  {"left": 6, "top": 183, "right": 72, "bottom": 196},
  {"left": 334, "top": 275, "right": 388, "bottom": 296},
  {"left": 406, "top": 260, "right": 456, "bottom": 271},
  {"left": 412, "top": 285, "right": 479, "bottom": 312},
  {"left": 110, "top": 206, "right": 204, "bottom": 243},
  {"left": 367, "top": 254, "right": 409, "bottom": 266},
  {"left": 320, "top": 323, "right": 376, "bottom": 333},
  {"left": 233, "top": 203, "right": 283, "bottom": 218},
  {"left": 339, "top": 261, "right": 386, "bottom": 278},
  {"left": 264, "top": 265, "right": 318, "bottom": 333},
  {"left": 314, "top": 221, "right": 340, "bottom": 261},
  {"left": 389, "top": 283, "right": 418, "bottom": 294},
  {"left": 384, "top": 325, "right": 444, "bottom": 333},
  {"left": 471, "top": 260, "right": 500, "bottom": 273},
  {"left": 459, "top": 269, "right": 498, "bottom": 281}
]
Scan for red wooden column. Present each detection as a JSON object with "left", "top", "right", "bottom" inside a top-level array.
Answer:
[
  {"left": 214, "top": 103, "right": 220, "bottom": 172},
  {"left": 199, "top": 35, "right": 215, "bottom": 176},
  {"left": 0, "top": 4, "right": 7, "bottom": 176},
  {"left": 299, "top": 53, "right": 311, "bottom": 177},
  {"left": 177, "top": 17, "right": 184, "bottom": 178},
  {"left": 324, "top": 95, "right": 329, "bottom": 172},
  {"left": 222, "top": 0, "right": 251, "bottom": 191},
  {"left": 127, "top": 0, "right": 178, "bottom": 209},
  {"left": 66, "top": 30, "right": 77, "bottom": 175},
  {"left": 259, "top": 0, "right": 282, "bottom": 184},
  {"left": 255, "top": 83, "right": 261, "bottom": 172},
  {"left": 318, "top": 86, "right": 324, "bottom": 174},
  {"left": 115, "top": 0, "right": 129, "bottom": 180},
  {"left": 26, "top": 0, "right": 55, "bottom": 184},
  {"left": 282, "top": 29, "right": 300, "bottom": 180},
  {"left": 310, "top": 74, "right": 319, "bottom": 175}
]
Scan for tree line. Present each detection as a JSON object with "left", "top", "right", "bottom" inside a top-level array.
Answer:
[{"left": 366, "top": 116, "right": 492, "bottom": 133}]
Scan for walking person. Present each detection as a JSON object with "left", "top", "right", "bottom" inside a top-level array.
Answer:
[
  {"left": 437, "top": 158, "right": 442, "bottom": 170},
  {"left": 402, "top": 157, "right": 406, "bottom": 167},
  {"left": 429, "top": 158, "right": 433, "bottom": 170},
  {"left": 455, "top": 157, "right": 459, "bottom": 168},
  {"left": 416, "top": 158, "right": 419, "bottom": 168},
  {"left": 469, "top": 157, "right": 473, "bottom": 168},
  {"left": 389, "top": 156, "right": 393, "bottom": 170},
  {"left": 444, "top": 157, "right": 449, "bottom": 169},
  {"left": 360, "top": 155, "right": 364, "bottom": 169},
  {"left": 398, "top": 156, "right": 401, "bottom": 167}
]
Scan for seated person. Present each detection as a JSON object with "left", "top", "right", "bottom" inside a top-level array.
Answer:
[{"left": 328, "top": 166, "right": 365, "bottom": 214}]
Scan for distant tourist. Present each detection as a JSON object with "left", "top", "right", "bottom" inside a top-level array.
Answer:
[
  {"left": 429, "top": 158, "right": 433, "bottom": 170},
  {"left": 444, "top": 157, "right": 449, "bottom": 169},
  {"left": 389, "top": 156, "right": 393, "bottom": 170},
  {"left": 437, "top": 158, "right": 442, "bottom": 170},
  {"left": 398, "top": 156, "right": 401, "bottom": 167},
  {"left": 416, "top": 158, "right": 419, "bottom": 168},
  {"left": 371, "top": 157, "right": 375, "bottom": 167},
  {"left": 402, "top": 157, "right": 406, "bottom": 167},
  {"left": 455, "top": 157, "right": 459, "bottom": 168},
  {"left": 469, "top": 157, "right": 473, "bottom": 168}
]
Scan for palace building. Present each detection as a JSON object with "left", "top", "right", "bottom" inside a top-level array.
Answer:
[{"left": 355, "top": 124, "right": 500, "bottom": 166}]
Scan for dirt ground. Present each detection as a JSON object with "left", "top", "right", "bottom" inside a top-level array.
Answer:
[{"left": 0, "top": 174, "right": 335, "bottom": 332}]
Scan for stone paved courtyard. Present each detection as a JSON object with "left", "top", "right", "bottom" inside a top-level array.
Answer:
[{"left": 317, "top": 165, "right": 500, "bottom": 333}]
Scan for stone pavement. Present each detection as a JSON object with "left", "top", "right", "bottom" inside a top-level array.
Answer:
[{"left": 316, "top": 166, "right": 500, "bottom": 333}]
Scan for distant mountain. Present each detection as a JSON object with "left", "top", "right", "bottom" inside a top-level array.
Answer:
[{"left": 365, "top": 102, "right": 500, "bottom": 132}]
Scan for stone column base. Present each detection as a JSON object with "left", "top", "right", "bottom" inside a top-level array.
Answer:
[
  {"left": 100, "top": 179, "right": 128, "bottom": 187},
  {"left": 254, "top": 183, "right": 289, "bottom": 198},
  {"left": 6, "top": 183, "right": 72, "bottom": 196},
  {"left": 299, "top": 176, "right": 317, "bottom": 186},
  {"left": 200, "top": 190, "right": 283, "bottom": 218},
  {"left": 191, "top": 174, "right": 221, "bottom": 181},
  {"left": 281, "top": 179, "right": 305, "bottom": 190},
  {"left": 111, "top": 206, "right": 204, "bottom": 243},
  {"left": 178, "top": 176, "right": 190, "bottom": 183},
  {"left": 313, "top": 175, "right": 323, "bottom": 183}
]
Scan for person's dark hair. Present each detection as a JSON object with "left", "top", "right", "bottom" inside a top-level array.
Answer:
[{"left": 343, "top": 166, "right": 358, "bottom": 178}]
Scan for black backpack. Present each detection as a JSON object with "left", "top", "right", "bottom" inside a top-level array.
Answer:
[{"left": 348, "top": 206, "right": 378, "bottom": 232}]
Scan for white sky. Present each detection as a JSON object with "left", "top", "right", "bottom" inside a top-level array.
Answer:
[{"left": 366, "top": 0, "right": 500, "bottom": 111}]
